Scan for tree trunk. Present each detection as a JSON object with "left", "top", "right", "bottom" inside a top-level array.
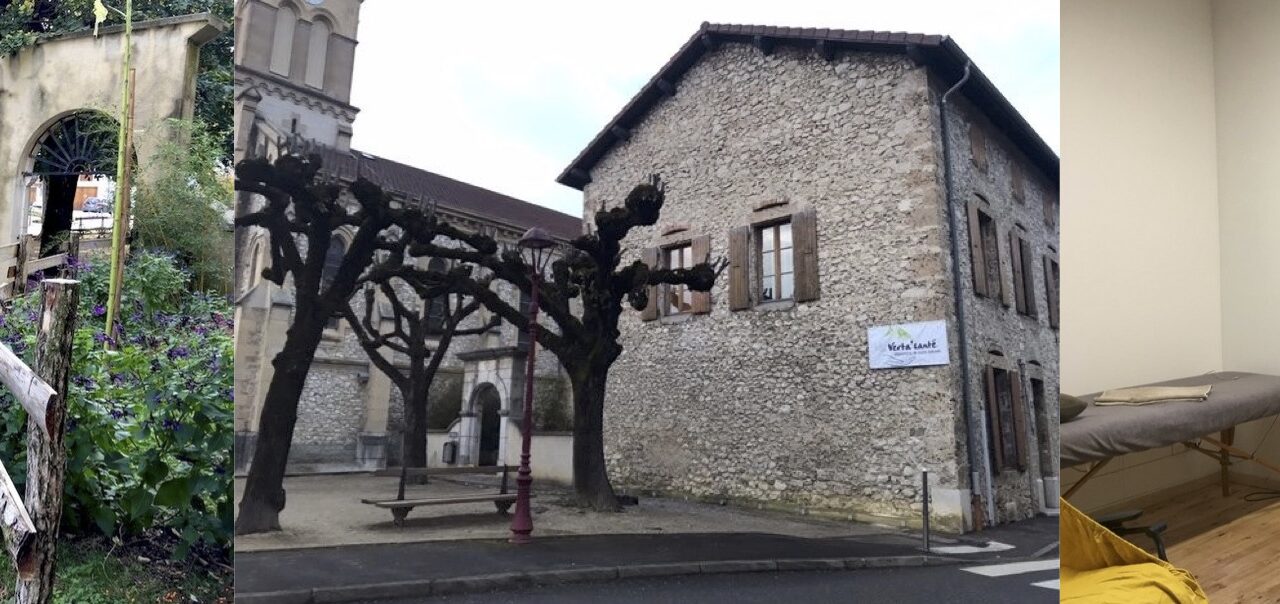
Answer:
[
  {"left": 402, "top": 365, "right": 429, "bottom": 470},
  {"left": 14, "top": 280, "right": 79, "bottom": 604},
  {"left": 234, "top": 309, "right": 327, "bottom": 535},
  {"left": 570, "top": 363, "right": 620, "bottom": 511}
]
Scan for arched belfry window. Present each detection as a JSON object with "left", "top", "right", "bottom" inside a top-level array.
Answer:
[
  {"left": 322, "top": 234, "right": 346, "bottom": 329},
  {"left": 304, "top": 16, "right": 331, "bottom": 89},
  {"left": 424, "top": 258, "right": 448, "bottom": 332},
  {"left": 269, "top": 2, "right": 298, "bottom": 76}
]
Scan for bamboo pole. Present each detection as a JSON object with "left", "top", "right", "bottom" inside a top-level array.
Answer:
[
  {"left": 14, "top": 279, "right": 79, "bottom": 604},
  {"left": 104, "top": 0, "right": 134, "bottom": 349}
]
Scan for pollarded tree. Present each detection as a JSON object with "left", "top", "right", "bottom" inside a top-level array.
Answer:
[
  {"left": 233, "top": 153, "right": 443, "bottom": 535},
  {"left": 369, "top": 176, "right": 724, "bottom": 510},
  {"left": 341, "top": 261, "right": 499, "bottom": 472}
]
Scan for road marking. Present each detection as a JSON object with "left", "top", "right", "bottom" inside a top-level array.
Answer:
[
  {"left": 961, "top": 558, "right": 1059, "bottom": 577},
  {"left": 1031, "top": 579, "right": 1060, "bottom": 590},
  {"left": 930, "top": 540, "right": 1015, "bottom": 554}
]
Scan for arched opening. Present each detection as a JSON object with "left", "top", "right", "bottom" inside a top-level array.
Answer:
[
  {"left": 305, "top": 16, "right": 331, "bottom": 89},
  {"left": 269, "top": 1, "right": 298, "bottom": 76},
  {"left": 469, "top": 383, "right": 502, "bottom": 467},
  {"left": 423, "top": 257, "right": 448, "bottom": 332},
  {"left": 321, "top": 233, "right": 346, "bottom": 329},
  {"left": 24, "top": 110, "right": 131, "bottom": 258}
]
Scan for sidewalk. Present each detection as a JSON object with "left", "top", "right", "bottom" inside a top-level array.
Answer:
[{"left": 236, "top": 517, "right": 1059, "bottom": 603}]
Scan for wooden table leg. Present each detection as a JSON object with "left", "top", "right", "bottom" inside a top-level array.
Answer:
[
  {"left": 1064, "top": 458, "right": 1112, "bottom": 499},
  {"left": 1221, "top": 427, "right": 1235, "bottom": 497}
]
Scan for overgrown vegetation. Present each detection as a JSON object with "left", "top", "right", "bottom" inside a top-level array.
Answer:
[
  {"left": 0, "top": 251, "right": 233, "bottom": 561},
  {"left": 134, "top": 120, "right": 233, "bottom": 293},
  {"left": 0, "top": 535, "right": 230, "bottom": 603}
]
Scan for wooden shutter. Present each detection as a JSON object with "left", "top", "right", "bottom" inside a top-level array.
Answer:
[
  {"left": 967, "top": 202, "right": 988, "bottom": 297},
  {"left": 969, "top": 125, "right": 987, "bottom": 173},
  {"left": 1019, "top": 239, "right": 1037, "bottom": 318},
  {"left": 984, "top": 366, "right": 1004, "bottom": 472},
  {"left": 1011, "top": 163, "right": 1025, "bottom": 203},
  {"left": 793, "top": 207, "right": 820, "bottom": 302},
  {"left": 640, "top": 247, "right": 660, "bottom": 321},
  {"left": 1010, "top": 370, "right": 1028, "bottom": 471},
  {"left": 691, "top": 235, "right": 712, "bottom": 314},
  {"left": 1044, "top": 255, "right": 1060, "bottom": 329},
  {"left": 1009, "top": 232, "right": 1025, "bottom": 312},
  {"left": 728, "top": 226, "right": 750, "bottom": 310}
]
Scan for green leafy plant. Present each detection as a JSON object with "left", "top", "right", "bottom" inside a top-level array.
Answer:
[
  {"left": 133, "top": 119, "right": 233, "bottom": 294},
  {"left": 0, "top": 250, "right": 233, "bottom": 558}
]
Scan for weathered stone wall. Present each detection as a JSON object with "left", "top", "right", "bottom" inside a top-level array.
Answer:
[
  {"left": 583, "top": 43, "right": 966, "bottom": 529},
  {"left": 291, "top": 363, "right": 367, "bottom": 466},
  {"left": 934, "top": 83, "right": 1060, "bottom": 524}
]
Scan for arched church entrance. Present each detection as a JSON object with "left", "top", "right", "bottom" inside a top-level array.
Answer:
[{"left": 474, "top": 384, "right": 502, "bottom": 467}]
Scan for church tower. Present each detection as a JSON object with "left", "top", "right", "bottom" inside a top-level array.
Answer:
[{"left": 233, "top": 0, "right": 363, "bottom": 160}]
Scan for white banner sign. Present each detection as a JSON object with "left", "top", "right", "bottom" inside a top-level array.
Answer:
[{"left": 868, "top": 320, "right": 950, "bottom": 369}]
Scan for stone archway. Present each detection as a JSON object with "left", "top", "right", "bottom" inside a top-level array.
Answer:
[
  {"left": 0, "top": 14, "right": 226, "bottom": 249},
  {"left": 461, "top": 383, "right": 504, "bottom": 467}
]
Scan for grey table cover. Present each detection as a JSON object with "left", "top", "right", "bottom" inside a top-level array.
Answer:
[{"left": 1060, "top": 371, "right": 1280, "bottom": 468}]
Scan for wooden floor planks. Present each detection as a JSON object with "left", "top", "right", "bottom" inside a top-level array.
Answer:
[{"left": 1123, "top": 482, "right": 1280, "bottom": 602}]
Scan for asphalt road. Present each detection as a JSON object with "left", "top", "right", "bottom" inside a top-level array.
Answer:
[{"left": 353, "top": 560, "right": 1060, "bottom": 603}]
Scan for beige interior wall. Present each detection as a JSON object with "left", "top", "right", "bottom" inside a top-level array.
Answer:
[
  {"left": 1061, "top": 0, "right": 1225, "bottom": 509},
  {"left": 1212, "top": 0, "right": 1280, "bottom": 479}
]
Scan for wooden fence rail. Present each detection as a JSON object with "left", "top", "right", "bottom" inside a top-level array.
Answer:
[
  {"left": 1, "top": 232, "right": 107, "bottom": 301},
  {"left": 0, "top": 279, "right": 80, "bottom": 604}
]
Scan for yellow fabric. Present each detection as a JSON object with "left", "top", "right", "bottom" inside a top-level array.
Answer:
[{"left": 1061, "top": 498, "right": 1208, "bottom": 603}]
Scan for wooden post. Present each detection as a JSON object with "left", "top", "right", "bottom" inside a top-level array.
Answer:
[
  {"left": 65, "top": 233, "right": 81, "bottom": 280},
  {"left": 14, "top": 279, "right": 79, "bottom": 604},
  {"left": 13, "top": 236, "right": 29, "bottom": 296}
]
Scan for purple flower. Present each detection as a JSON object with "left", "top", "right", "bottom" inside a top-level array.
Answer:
[
  {"left": 167, "top": 346, "right": 189, "bottom": 359},
  {"left": 207, "top": 357, "right": 222, "bottom": 374},
  {"left": 92, "top": 331, "right": 107, "bottom": 344},
  {"left": 92, "top": 304, "right": 106, "bottom": 317},
  {"left": 162, "top": 419, "right": 181, "bottom": 431}
]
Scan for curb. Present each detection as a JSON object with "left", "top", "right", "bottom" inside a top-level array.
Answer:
[{"left": 235, "top": 554, "right": 966, "bottom": 603}]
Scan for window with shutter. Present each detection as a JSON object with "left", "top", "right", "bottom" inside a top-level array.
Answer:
[
  {"left": 1011, "top": 162, "right": 1025, "bottom": 203},
  {"left": 983, "top": 366, "right": 1004, "bottom": 472},
  {"left": 983, "top": 363, "right": 1025, "bottom": 474},
  {"left": 969, "top": 124, "right": 988, "bottom": 173},
  {"left": 640, "top": 247, "right": 660, "bottom": 321},
  {"left": 757, "top": 221, "right": 794, "bottom": 302},
  {"left": 1009, "top": 232, "right": 1036, "bottom": 317},
  {"left": 662, "top": 243, "right": 694, "bottom": 315},
  {"left": 1044, "top": 254, "right": 1060, "bottom": 329},
  {"left": 728, "top": 227, "right": 750, "bottom": 310},
  {"left": 1043, "top": 193, "right": 1059, "bottom": 230},
  {"left": 792, "top": 207, "right": 820, "bottom": 302},
  {"left": 1010, "top": 370, "right": 1029, "bottom": 471},
  {"left": 690, "top": 235, "right": 712, "bottom": 314},
  {"left": 969, "top": 201, "right": 1001, "bottom": 302}
]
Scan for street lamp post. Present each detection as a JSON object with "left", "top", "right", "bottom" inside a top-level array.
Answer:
[{"left": 510, "top": 227, "right": 555, "bottom": 545}]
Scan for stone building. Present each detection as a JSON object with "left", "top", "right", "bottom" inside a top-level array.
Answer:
[
  {"left": 558, "top": 24, "right": 1059, "bottom": 531},
  {"left": 232, "top": 0, "right": 579, "bottom": 475}
]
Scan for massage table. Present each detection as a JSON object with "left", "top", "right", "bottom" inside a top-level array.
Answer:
[{"left": 1061, "top": 371, "right": 1280, "bottom": 498}]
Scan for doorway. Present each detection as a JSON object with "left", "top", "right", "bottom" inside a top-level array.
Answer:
[{"left": 474, "top": 385, "right": 501, "bottom": 467}]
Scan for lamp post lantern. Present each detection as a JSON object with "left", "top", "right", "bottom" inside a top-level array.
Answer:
[{"left": 510, "top": 227, "right": 555, "bottom": 544}]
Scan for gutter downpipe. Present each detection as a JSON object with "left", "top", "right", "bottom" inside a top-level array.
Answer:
[{"left": 939, "top": 60, "right": 993, "bottom": 530}]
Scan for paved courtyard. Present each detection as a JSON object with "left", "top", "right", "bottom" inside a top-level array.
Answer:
[{"left": 234, "top": 473, "right": 898, "bottom": 552}]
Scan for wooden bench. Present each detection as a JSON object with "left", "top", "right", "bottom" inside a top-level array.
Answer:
[{"left": 361, "top": 465, "right": 526, "bottom": 526}]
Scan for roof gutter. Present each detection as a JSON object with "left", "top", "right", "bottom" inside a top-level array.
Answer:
[{"left": 938, "top": 59, "right": 993, "bottom": 530}]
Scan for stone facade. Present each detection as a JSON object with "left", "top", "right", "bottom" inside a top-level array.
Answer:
[{"left": 574, "top": 35, "right": 1058, "bottom": 531}]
